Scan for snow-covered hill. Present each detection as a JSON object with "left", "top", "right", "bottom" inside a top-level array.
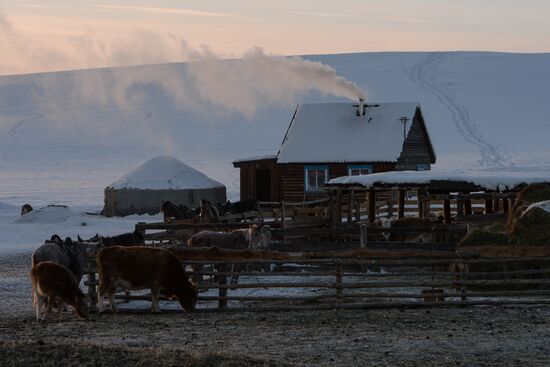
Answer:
[{"left": 0, "top": 51, "right": 549, "bottom": 208}]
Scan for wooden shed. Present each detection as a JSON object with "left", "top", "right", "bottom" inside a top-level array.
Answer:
[{"left": 233, "top": 102, "right": 436, "bottom": 202}]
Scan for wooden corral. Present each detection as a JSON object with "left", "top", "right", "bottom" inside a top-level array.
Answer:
[{"left": 83, "top": 245, "right": 550, "bottom": 312}]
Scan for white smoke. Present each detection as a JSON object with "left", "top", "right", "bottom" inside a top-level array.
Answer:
[{"left": 0, "top": 9, "right": 366, "bottom": 151}]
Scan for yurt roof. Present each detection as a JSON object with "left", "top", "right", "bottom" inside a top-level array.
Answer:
[{"left": 108, "top": 156, "right": 225, "bottom": 190}]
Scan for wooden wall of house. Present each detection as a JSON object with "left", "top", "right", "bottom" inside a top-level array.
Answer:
[
  {"left": 234, "top": 159, "right": 281, "bottom": 202},
  {"left": 396, "top": 108, "right": 435, "bottom": 169},
  {"left": 281, "top": 162, "right": 395, "bottom": 202}
]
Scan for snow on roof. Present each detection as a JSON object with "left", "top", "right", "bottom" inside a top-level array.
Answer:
[
  {"left": 327, "top": 169, "right": 550, "bottom": 192},
  {"left": 277, "top": 102, "right": 419, "bottom": 163},
  {"left": 233, "top": 154, "right": 277, "bottom": 164},
  {"left": 109, "top": 156, "right": 225, "bottom": 190}
]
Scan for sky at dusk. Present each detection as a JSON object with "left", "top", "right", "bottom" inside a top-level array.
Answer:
[{"left": 1, "top": 0, "right": 549, "bottom": 75}]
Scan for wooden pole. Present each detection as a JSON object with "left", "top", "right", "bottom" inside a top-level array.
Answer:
[
  {"left": 360, "top": 224, "right": 368, "bottom": 248},
  {"left": 335, "top": 263, "right": 343, "bottom": 301},
  {"left": 443, "top": 199, "right": 451, "bottom": 225},
  {"left": 347, "top": 190, "right": 353, "bottom": 223},
  {"left": 328, "top": 191, "right": 334, "bottom": 227},
  {"left": 368, "top": 190, "right": 376, "bottom": 224},
  {"left": 493, "top": 198, "right": 501, "bottom": 213},
  {"left": 503, "top": 198, "right": 510, "bottom": 214},
  {"left": 398, "top": 190, "right": 406, "bottom": 219},
  {"left": 422, "top": 198, "right": 431, "bottom": 219},
  {"left": 456, "top": 198, "right": 464, "bottom": 217},
  {"left": 417, "top": 190, "right": 423, "bottom": 218},
  {"left": 335, "top": 188, "right": 343, "bottom": 224},
  {"left": 464, "top": 199, "right": 472, "bottom": 216},
  {"left": 485, "top": 199, "right": 494, "bottom": 214},
  {"left": 218, "top": 264, "right": 228, "bottom": 309}
]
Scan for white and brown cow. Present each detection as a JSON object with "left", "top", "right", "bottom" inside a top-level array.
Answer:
[
  {"left": 30, "top": 261, "right": 89, "bottom": 321},
  {"left": 187, "top": 225, "right": 271, "bottom": 251},
  {"left": 96, "top": 246, "right": 197, "bottom": 313}
]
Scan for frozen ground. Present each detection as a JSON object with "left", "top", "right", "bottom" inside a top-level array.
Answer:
[{"left": 2, "top": 249, "right": 550, "bottom": 367}]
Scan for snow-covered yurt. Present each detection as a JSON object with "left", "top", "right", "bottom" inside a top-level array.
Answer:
[{"left": 103, "top": 156, "right": 226, "bottom": 217}]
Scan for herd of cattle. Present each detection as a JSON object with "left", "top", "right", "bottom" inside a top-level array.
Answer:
[
  {"left": 29, "top": 224, "right": 271, "bottom": 321},
  {"left": 25, "top": 197, "right": 497, "bottom": 321}
]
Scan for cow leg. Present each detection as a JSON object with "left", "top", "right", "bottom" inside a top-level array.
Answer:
[
  {"left": 150, "top": 288, "right": 160, "bottom": 313},
  {"left": 35, "top": 293, "right": 44, "bottom": 321},
  {"left": 108, "top": 289, "right": 117, "bottom": 313}
]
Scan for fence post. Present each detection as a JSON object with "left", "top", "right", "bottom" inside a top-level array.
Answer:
[
  {"left": 335, "top": 262, "right": 343, "bottom": 303},
  {"left": 367, "top": 190, "right": 376, "bottom": 224},
  {"left": 360, "top": 224, "right": 368, "bottom": 248},
  {"left": 86, "top": 258, "right": 98, "bottom": 312},
  {"left": 398, "top": 190, "right": 406, "bottom": 219},
  {"left": 218, "top": 264, "right": 228, "bottom": 309}
]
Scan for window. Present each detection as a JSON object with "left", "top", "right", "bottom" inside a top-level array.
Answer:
[
  {"left": 348, "top": 165, "right": 373, "bottom": 176},
  {"left": 304, "top": 165, "right": 329, "bottom": 192},
  {"left": 416, "top": 163, "right": 430, "bottom": 171}
]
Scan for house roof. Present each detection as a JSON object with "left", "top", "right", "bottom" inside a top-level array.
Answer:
[
  {"left": 232, "top": 154, "right": 277, "bottom": 166},
  {"left": 276, "top": 102, "right": 423, "bottom": 164}
]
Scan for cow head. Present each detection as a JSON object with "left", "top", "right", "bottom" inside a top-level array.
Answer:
[
  {"left": 72, "top": 294, "right": 90, "bottom": 320},
  {"left": 248, "top": 224, "right": 271, "bottom": 251},
  {"left": 176, "top": 282, "right": 198, "bottom": 312}
]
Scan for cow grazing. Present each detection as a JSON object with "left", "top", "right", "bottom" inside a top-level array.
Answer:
[
  {"left": 96, "top": 246, "right": 197, "bottom": 313},
  {"left": 98, "top": 230, "right": 145, "bottom": 248},
  {"left": 21, "top": 203, "right": 33, "bottom": 216},
  {"left": 160, "top": 200, "right": 196, "bottom": 222},
  {"left": 30, "top": 261, "right": 89, "bottom": 321},
  {"left": 32, "top": 237, "right": 87, "bottom": 284}
]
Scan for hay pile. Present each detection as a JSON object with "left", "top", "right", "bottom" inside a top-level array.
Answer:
[
  {"left": 454, "top": 184, "right": 550, "bottom": 290},
  {"left": 457, "top": 183, "right": 550, "bottom": 255}
]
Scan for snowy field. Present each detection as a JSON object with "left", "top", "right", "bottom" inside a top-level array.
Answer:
[{"left": 1, "top": 51, "right": 550, "bottom": 254}]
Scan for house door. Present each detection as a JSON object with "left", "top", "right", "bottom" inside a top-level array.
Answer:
[{"left": 255, "top": 169, "right": 271, "bottom": 201}]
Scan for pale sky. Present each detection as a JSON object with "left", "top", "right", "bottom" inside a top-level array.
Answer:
[{"left": 1, "top": 0, "right": 549, "bottom": 74}]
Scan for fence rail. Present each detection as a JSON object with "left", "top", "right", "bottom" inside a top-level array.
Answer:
[{"left": 84, "top": 247, "right": 550, "bottom": 313}]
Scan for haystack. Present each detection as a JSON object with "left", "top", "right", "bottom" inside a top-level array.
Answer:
[{"left": 454, "top": 185, "right": 550, "bottom": 290}]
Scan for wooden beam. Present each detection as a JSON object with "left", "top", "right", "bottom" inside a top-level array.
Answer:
[
  {"left": 464, "top": 199, "right": 472, "bottom": 216},
  {"left": 443, "top": 199, "right": 452, "bottom": 225},
  {"left": 347, "top": 190, "right": 353, "bottom": 223},
  {"left": 335, "top": 188, "right": 343, "bottom": 224},
  {"left": 398, "top": 190, "right": 406, "bottom": 219},
  {"left": 493, "top": 198, "right": 501, "bottom": 213},
  {"left": 503, "top": 198, "right": 510, "bottom": 214},
  {"left": 485, "top": 199, "right": 494, "bottom": 214},
  {"left": 368, "top": 190, "right": 376, "bottom": 224}
]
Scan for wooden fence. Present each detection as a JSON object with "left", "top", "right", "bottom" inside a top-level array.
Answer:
[{"left": 83, "top": 248, "right": 550, "bottom": 313}]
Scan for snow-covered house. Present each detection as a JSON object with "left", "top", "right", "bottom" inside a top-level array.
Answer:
[
  {"left": 103, "top": 156, "right": 226, "bottom": 217},
  {"left": 233, "top": 102, "right": 435, "bottom": 202}
]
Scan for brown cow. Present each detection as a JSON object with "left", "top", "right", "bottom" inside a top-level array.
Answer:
[
  {"left": 30, "top": 261, "right": 89, "bottom": 321},
  {"left": 96, "top": 246, "right": 197, "bottom": 313}
]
